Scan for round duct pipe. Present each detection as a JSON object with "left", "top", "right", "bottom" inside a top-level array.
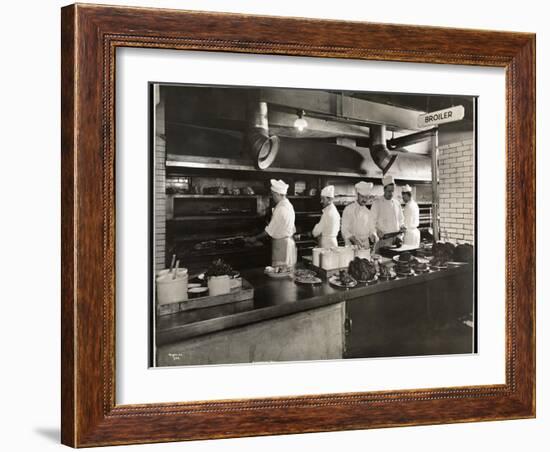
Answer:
[
  {"left": 245, "top": 101, "right": 280, "bottom": 170},
  {"left": 370, "top": 124, "right": 398, "bottom": 175}
]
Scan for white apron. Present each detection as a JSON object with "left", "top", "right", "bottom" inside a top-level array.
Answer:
[
  {"left": 319, "top": 236, "right": 338, "bottom": 249},
  {"left": 403, "top": 228, "right": 421, "bottom": 247},
  {"left": 271, "top": 237, "right": 297, "bottom": 267}
]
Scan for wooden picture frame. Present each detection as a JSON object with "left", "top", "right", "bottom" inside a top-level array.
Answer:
[{"left": 61, "top": 3, "right": 535, "bottom": 447}]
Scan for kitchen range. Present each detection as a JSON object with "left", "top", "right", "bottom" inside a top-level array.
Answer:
[{"left": 151, "top": 84, "right": 476, "bottom": 367}]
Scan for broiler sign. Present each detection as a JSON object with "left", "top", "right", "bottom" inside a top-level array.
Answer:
[{"left": 417, "top": 105, "right": 465, "bottom": 128}]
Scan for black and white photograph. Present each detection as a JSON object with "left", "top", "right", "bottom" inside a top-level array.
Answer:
[{"left": 151, "top": 83, "right": 477, "bottom": 367}]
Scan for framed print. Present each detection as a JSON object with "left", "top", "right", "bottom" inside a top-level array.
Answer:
[{"left": 61, "top": 3, "right": 536, "bottom": 447}]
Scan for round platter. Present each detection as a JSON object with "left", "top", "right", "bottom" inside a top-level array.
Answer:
[
  {"left": 396, "top": 270, "right": 415, "bottom": 277},
  {"left": 294, "top": 269, "right": 317, "bottom": 278},
  {"left": 264, "top": 266, "right": 293, "bottom": 278},
  {"left": 294, "top": 276, "right": 323, "bottom": 285},
  {"left": 356, "top": 275, "right": 379, "bottom": 284},
  {"left": 412, "top": 266, "right": 431, "bottom": 273},
  {"left": 328, "top": 275, "right": 357, "bottom": 288}
]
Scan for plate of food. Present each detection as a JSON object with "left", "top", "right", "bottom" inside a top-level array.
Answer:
[
  {"left": 411, "top": 257, "right": 431, "bottom": 273},
  {"left": 264, "top": 265, "right": 293, "bottom": 278},
  {"left": 348, "top": 257, "right": 377, "bottom": 283},
  {"left": 329, "top": 270, "right": 357, "bottom": 288},
  {"left": 430, "top": 257, "right": 448, "bottom": 269},
  {"left": 364, "top": 274, "right": 379, "bottom": 285},
  {"left": 294, "top": 274, "right": 323, "bottom": 285},
  {"left": 294, "top": 269, "right": 317, "bottom": 279}
]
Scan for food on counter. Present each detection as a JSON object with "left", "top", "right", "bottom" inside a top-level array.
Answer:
[
  {"left": 194, "top": 240, "right": 216, "bottom": 250},
  {"left": 204, "top": 207, "right": 254, "bottom": 215},
  {"left": 216, "top": 237, "right": 245, "bottom": 248},
  {"left": 412, "top": 257, "right": 430, "bottom": 273},
  {"left": 339, "top": 269, "right": 356, "bottom": 286},
  {"left": 203, "top": 186, "right": 226, "bottom": 195},
  {"left": 264, "top": 265, "right": 293, "bottom": 278},
  {"left": 294, "top": 269, "right": 316, "bottom": 278},
  {"left": 379, "top": 264, "right": 396, "bottom": 280},
  {"left": 294, "top": 269, "right": 322, "bottom": 285},
  {"left": 431, "top": 241, "right": 456, "bottom": 267},
  {"left": 348, "top": 257, "right": 377, "bottom": 282},
  {"left": 242, "top": 186, "right": 255, "bottom": 196},
  {"left": 394, "top": 236, "right": 403, "bottom": 248},
  {"left": 230, "top": 187, "right": 241, "bottom": 195},
  {"left": 328, "top": 270, "right": 357, "bottom": 288},
  {"left": 205, "top": 258, "right": 234, "bottom": 277},
  {"left": 194, "top": 236, "right": 257, "bottom": 251}
]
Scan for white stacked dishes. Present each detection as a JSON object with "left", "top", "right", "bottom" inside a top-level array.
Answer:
[
  {"left": 320, "top": 249, "right": 339, "bottom": 270},
  {"left": 156, "top": 268, "right": 188, "bottom": 305},
  {"left": 338, "top": 246, "right": 355, "bottom": 269},
  {"left": 312, "top": 247, "right": 325, "bottom": 267}
]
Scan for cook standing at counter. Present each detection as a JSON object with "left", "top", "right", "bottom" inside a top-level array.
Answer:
[
  {"left": 341, "top": 181, "right": 378, "bottom": 248},
  {"left": 402, "top": 184, "right": 421, "bottom": 247},
  {"left": 370, "top": 175, "right": 406, "bottom": 251},
  {"left": 312, "top": 185, "right": 340, "bottom": 249},
  {"left": 245, "top": 179, "right": 297, "bottom": 267}
]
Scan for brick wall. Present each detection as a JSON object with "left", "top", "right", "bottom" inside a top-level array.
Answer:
[
  {"left": 438, "top": 136, "right": 474, "bottom": 244},
  {"left": 154, "top": 87, "right": 166, "bottom": 271}
]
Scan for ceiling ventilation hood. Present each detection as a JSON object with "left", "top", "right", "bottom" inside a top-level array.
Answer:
[
  {"left": 245, "top": 101, "right": 280, "bottom": 170},
  {"left": 368, "top": 124, "right": 398, "bottom": 175},
  {"left": 243, "top": 98, "right": 431, "bottom": 181}
]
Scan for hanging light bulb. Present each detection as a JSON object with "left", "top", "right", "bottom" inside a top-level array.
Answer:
[{"left": 293, "top": 110, "right": 308, "bottom": 132}]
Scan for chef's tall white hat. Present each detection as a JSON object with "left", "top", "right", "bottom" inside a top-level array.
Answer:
[
  {"left": 355, "top": 181, "right": 373, "bottom": 196},
  {"left": 402, "top": 184, "right": 413, "bottom": 193},
  {"left": 270, "top": 179, "right": 289, "bottom": 195},
  {"left": 321, "top": 185, "right": 335, "bottom": 197},
  {"left": 382, "top": 174, "right": 395, "bottom": 187}
]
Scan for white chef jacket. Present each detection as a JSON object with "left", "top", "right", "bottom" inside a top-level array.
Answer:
[
  {"left": 370, "top": 197, "right": 405, "bottom": 236},
  {"left": 403, "top": 200, "right": 420, "bottom": 229},
  {"left": 341, "top": 201, "right": 376, "bottom": 245},
  {"left": 312, "top": 203, "right": 340, "bottom": 240},
  {"left": 265, "top": 198, "right": 296, "bottom": 239},
  {"left": 403, "top": 199, "right": 421, "bottom": 247}
]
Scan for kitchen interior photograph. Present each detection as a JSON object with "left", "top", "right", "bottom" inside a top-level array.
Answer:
[{"left": 151, "top": 84, "right": 476, "bottom": 367}]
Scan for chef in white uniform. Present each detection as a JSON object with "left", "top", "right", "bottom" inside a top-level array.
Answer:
[
  {"left": 402, "top": 184, "right": 421, "bottom": 247},
  {"left": 341, "top": 181, "right": 378, "bottom": 248},
  {"left": 370, "top": 175, "right": 406, "bottom": 251},
  {"left": 312, "top": 185, "right": 340, "bottom": 248},
  {"left": 245, "top": 179, "right": 297, "bottom": 267}
]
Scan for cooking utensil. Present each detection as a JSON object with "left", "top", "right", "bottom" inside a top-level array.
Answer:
[{"left": 172, "top": 260, "right": 180, "bottom": 280}]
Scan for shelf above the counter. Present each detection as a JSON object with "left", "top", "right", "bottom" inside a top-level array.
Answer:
[
  {"left": 167, "top": 194, "right": 261, "bottom": 199},
  {"left": 169, "top": 215, "right": 262, "bottom": 221},
  {"left": 166, "top": 156, "right": 370, "bottom": 179},
  {"left": 167, "top": 194, "right": 319, "bottom": 199}
]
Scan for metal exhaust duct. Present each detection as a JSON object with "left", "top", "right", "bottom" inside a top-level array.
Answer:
[
  {"left": 245, "top": 101, "right": 280, "bottom": 170},
  {"left": 369, "top": 124, "right": 398, "bottom": 175}
]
